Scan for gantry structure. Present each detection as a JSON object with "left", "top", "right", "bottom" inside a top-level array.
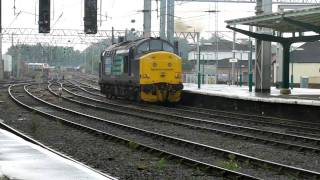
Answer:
[
  {"left": 178, "top": 0, "right": 318, "bottom": 3},
  {"left": 149, "top": 0, "right": 320, "bottom": 44},
  {"left": 2, "top": 28, "right": 198, "bottom": 46}
]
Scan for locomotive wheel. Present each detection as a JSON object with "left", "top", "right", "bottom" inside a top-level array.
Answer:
[
  {"left": 135, "top": 92, "right": 141, "bottom": 103},
  {"left": 106, "top": 92, "right": 112, "bottom": 99},
  {"left": 128, "top": 93, "right": 134, "bottom": 101}
]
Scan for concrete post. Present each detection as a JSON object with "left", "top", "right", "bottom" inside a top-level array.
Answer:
[
  {"left": 167, "top": 0, "right": 174, "bottom": 44},
  {"left": 0, "top": 47, "right": 2, "bottom": 80},
  {"left": 160, "top": 0, "right": 166, "bottom": 39},
  {"left": 255, "top": 0, "right": 272, "bottom": 93},
  {"left": 0, "top": 0, "right": 3, "bottom": 80},
  {"left": 143, "top": 0, "right": 151, "bottom": 38}
]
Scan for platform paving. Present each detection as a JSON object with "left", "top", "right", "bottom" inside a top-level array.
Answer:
[
  {"left": 183, "top": 84, "right": 320, "bottom": 106},
  {"left": 0, "top": 129, "right": 117, "bottom": 180}
]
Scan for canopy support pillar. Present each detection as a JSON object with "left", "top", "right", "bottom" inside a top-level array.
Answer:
[{"left": 280, "top": 42, "right": 291, "bottom": 94}]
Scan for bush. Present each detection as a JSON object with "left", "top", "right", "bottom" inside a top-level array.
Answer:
[
  {"left": 0, "top": 175, "right": 10, "bottom": 180},
  {"left": 157, "top": 158, "right": 166, "bottom": 170},
  {"left": 128, "top": 141, "right": 139, "bottom": 150}
]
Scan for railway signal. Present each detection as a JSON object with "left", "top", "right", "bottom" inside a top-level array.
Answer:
[
  {"left": 84, "top": 0, "right": 97, "bottom": 34},
  {"left": 39, "top": 0, "right": 50, "bottom": 33}
]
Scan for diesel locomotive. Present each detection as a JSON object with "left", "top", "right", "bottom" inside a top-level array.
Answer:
[{"left": 99, "top": 37, "right": 183, "bottom": 103}]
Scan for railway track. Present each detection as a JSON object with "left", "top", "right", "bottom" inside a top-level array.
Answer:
[
  {"left": 172, "top": 105, "right": 320, "bottom": 137},
  {"left": 69, "top": 79, "right": 320, "bottom": 138},
  {"left": 9, "top": 83, "right": 260, "bottom": 180},
  {"left": 0, "top": 80, "right": 34, "bottom": 88},
  {"left": 24, "top": 81, "right": 320, "bottom": 179},
  {"left": 61, "top": 81, "right": 320, "bottom": 152}
]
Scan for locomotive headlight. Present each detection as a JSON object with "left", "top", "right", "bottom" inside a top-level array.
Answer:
[
  {"left": 143, "top": 74, "right": 150, "bottom": 78},
  {"left": 152, "top": 62, "right": 157, "bottom": 68}
]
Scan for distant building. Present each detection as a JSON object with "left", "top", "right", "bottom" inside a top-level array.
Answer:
[
  {"left": 186, "top": 39, "right": 256, "bottom": 84},
  {"left": 3, "top": 55, "right": 12, "bottom": 79},
  {"left": 215, "top": 58, "right": 255, "bottom": 84},
  {"left": 273, "top": 41, "right": 320, "bottom": 88}
]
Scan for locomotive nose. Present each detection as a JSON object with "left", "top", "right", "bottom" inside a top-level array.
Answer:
[{"left": 139, "top": 51, "right": 183, "bottom": 103}]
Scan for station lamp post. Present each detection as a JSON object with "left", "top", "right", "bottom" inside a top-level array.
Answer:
[
  {"left": 240, "top": 50, "right": 250, "bottom": 87},
  {"left": 291, "top": 61, "right": 294, "bottom": 89},
  {"left": 248, "top": 36, "right": 253, "bottom": 92},
  {"left": 197, "top": 39, "right": 201, "bottom": 89},
  {"left": 240, "top": 52, "right": 243, "bottom": 86},
  {"left": 232, "top": 50, "right": 250, "bottom": 87},
  {"left": 187, "top": 26, "right": 201, "bottom": 89}
]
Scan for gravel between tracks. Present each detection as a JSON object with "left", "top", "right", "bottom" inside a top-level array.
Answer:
[{"left": 1, "top": 87, "right": 217, "bottom": 180}]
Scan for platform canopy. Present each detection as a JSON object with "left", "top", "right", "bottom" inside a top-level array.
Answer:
[
  {"left": 226, "top": 6, "right": 320, "bottom": 33},
  {"left": 225, "top": 6, "right": 320, "bottom": 94}
]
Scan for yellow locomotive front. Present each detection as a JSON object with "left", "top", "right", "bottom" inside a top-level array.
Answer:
[{"left": 139, "top": 51, "right": 183, "bottom": 103}]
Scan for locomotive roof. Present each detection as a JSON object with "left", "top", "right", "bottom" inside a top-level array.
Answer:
[{"left": 104, "top": 37, "right": 172, "bottom": 52}]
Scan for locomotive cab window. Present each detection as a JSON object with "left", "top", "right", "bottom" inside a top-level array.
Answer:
[
  {"left": 137, "top": 42, "right": 150, "bottom": 54},
  {"left": 163, "top": 42, "right": 174, "bottom": 53},
  {"left": 123, "top": 56, "right": 129, "bottom": 74},
  {"left": 150, "top": 40, "right": 162, "bottom": 51}
]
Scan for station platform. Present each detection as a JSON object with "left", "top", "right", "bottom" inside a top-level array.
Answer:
[
  {"left": 182, "top": 84, "right": 320, "bottom": 122},
  {"left": 183, "top": 84, "right": 320, "bottom": 106},
  {"left": 0, "top": 128, "right": 117, "bottom": 180}
]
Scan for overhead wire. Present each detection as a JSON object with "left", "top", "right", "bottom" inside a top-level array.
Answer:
[
  {"left": 4, "top": 10, "right": 22, "bottom": 31},
  {"left": 52, "top": 12, "right": 64, "bottom": 28}
]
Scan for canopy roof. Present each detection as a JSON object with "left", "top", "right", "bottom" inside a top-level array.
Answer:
[{"left": 225, "top": 6, "right": 320, "bottom": 32}]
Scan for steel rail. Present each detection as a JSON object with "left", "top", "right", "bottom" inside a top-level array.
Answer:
[
  {"left": 25, "top": 82, "right": 320, "bottom": 179},
  {"left": 176, "top": 105, "right": 320, "bottom": 129},
  {"left": 8, "top": 84, "right": 260, "bottom": 180},
  {"left": 50, "top": 82, "right": 320, "bottom": 155},
  {"left": 71, "top": 80, "right": 100, "bottom": 91},
  {"left": 61, "top": 81, "right": 320, "bottom": 149}
]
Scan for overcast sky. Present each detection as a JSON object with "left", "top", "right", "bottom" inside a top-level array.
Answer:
[
  {"left": 2, "top": 0, "right": 264, "bottom": 51},
  {"left": 3, "top": 1, "right": 258, "bottom": 32}
]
